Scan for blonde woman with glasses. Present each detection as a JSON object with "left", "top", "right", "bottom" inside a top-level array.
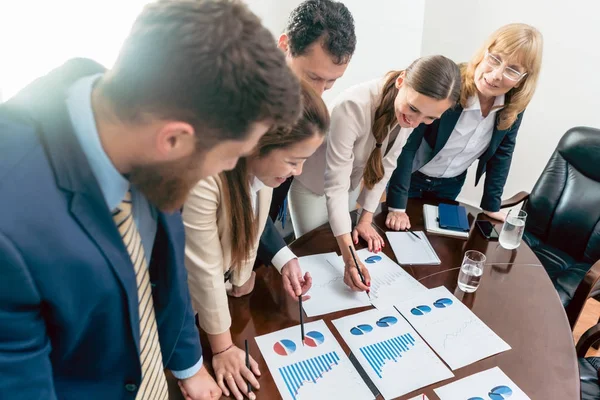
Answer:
[{"left": 386, "top": 23, "right": 543, "bottom": 231}]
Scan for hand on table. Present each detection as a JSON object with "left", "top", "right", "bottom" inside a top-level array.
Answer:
[
  {"left": 385, "top": 211, "right": 411, "bottom": 231},
  {"left": 483, "top": 210, "right": 506, "bottom": 222},
  {"left": 178, "top": 365, "right": 222, "bottom": 400},
  {"left": 352, "top": 220, "right": 384, "bottom": 253},
  {"left": 212, "top": 345, "right": 260, "bottom": 400},
  {"left": 227, "top": 271, "right": 256, "bottom": 298}
]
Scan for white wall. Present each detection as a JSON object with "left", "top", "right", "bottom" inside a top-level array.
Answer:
[
  {"left": 246, "top": 0, "right": 425, "bottom": 104},
  {"left": 421, "top": 0, "right": 600, "bottom": 209},
  {"left": 0, "top": 1, "right": 149, "bottom": 102}
]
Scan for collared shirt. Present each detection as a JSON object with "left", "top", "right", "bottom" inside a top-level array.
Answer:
[
  {"left": 250, "top": 176, "right": 296, "bottom": 272},
  {"left": 65, "top": 74, "right": 201, "bottom": 379},
  {"left": 419, "top": 94, "right": 505, "bottom": 178}
]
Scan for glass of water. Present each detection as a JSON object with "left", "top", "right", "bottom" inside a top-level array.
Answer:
[
  {"left": 499, "top": 209, "right": 527, "bottom": 250},
  {"left": 457, "top": 250, "right": 486, "bottom": 293}
]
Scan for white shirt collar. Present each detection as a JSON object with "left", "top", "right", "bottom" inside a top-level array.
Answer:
[
  {"left": 464, "top": 94, "right": 505, "bottom": 112},
  {"left": 250, "top": 176, "right": 265, "bottom": 194}
]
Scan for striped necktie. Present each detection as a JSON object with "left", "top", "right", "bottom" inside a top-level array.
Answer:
[{"left": 112, "top": 190, "right": 168, "bottom": 400}]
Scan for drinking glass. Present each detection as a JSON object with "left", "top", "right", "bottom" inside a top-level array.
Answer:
[
  {"left": 457, "top": 250, "right": 486, "bottom": 293},
  {"left": 499, "top": 209, "right": 527, "bottom": 250}
]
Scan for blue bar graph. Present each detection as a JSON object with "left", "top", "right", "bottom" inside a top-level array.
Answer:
[
  {"left": 359, "top": 333, "right": 415, "bottom": 378},
  {"left": 278, "top": 351, "right": 340, "bottom": 400}
]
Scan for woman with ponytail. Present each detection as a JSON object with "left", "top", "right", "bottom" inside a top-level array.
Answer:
[
  {"left": 289, "top": 55, "right": 460, "bottom": 292},
  {"left": 386, "top": 24, "right": 543, "bottom": 231},
  {"left": 182, "top": 81, "right": 329, "bottom": 400}
]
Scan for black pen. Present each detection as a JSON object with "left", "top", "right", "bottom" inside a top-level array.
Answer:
[
  {"left": 405, "top": 228, "right": 421, "bottom": 240},
  {"left": 245, "top": 339, "right": 251, "bottom": 395},
  {"left": 349, "top": 246, "right": 371, "bottom": 299},
  {"left": 299, "top": 295, "right": 305, "bottom": 345}
]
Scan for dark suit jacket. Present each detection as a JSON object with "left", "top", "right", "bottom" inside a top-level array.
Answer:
[
  {"left": 0, "top": 60, "right": 202, "bottom": 399},
  {"left": 387, "top": 105, "right": 524, "bottom": 212}
]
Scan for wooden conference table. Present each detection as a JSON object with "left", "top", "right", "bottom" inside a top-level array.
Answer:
[{"left": 168, "top": 198, "right": 579, "bottom": 399}]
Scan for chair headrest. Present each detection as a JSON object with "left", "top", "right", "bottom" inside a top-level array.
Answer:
[{"left": 558, "top": 126, "right": 600, "bottom": 182}]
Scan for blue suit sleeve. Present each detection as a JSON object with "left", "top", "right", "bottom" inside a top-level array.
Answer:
[
  {"left": 166, "top": 292, "right": 203, "bottom": 375},
  {"left": 386, "top": 124, "right": 427, "bottom": 209},
  {"left": 480, "top": 113, "right": 524, "bottom": 211},
  {"left": 256, "top": 218, "right": 286, "bottom": 266},
  {"left": 0, "top": 231, "right": 57, "bottom": 399}
]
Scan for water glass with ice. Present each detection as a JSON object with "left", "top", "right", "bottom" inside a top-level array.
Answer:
[
  {"left": 457, "top": 250, "right": 486, "bottom": 293},
  {"left": 499, "top": 209, "right": 527, "bottom": 250}
]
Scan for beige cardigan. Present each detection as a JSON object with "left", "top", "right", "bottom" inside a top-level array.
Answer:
[
  {"left": 182, "top": 175, "right": 271, "bottom": 335},
  {"left": 296, "top": 78, "right": 414, "bottom": 236}
]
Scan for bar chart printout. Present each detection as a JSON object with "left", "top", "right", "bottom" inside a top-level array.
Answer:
[
  {"left": 333, "top": 308, "right": 454, "bottom": 399},
  {"left": 255, "top": 320, "right": 374, "bottom": 400},
  {"left": 360, "top": 333, "right": 416, "bottom": 378}
]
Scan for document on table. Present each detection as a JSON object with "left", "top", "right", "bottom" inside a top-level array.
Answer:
[
  {"left": 434, "top": 367, "right": 530, "bottom": 400},
  {"left": 395, "top": 286, "right": 511, "bottom": 370},
  {"left": 385, "top": 231, "right": 441, "bottom": 265},
  {"left": 330, "top": 249, "right": 428, "bottom": 309},
  {"left": 299, "top": 253, "right": 371, "bottom": 317},
  {"left": 255, "top": 320, "right": 374, "bottom": 400},
  {"left": 332, "top": 308, "right": 453, "bottom": 399}
]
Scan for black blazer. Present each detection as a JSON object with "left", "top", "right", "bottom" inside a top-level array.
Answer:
[{"left": 387, "top": 105, "right": 524, "bottom": 212}]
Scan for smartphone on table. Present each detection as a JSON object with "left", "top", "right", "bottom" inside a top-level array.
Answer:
[{"left": 475, "top": 220, "right": 499, "bottom": 240}]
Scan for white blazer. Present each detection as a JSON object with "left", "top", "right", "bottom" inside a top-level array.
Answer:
[{"left": 296, "top": 78, "right": 413, "bottom": 236}]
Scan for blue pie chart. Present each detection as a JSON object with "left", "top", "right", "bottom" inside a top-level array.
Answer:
[
  {"left": 489, "top": 386, "right": 513, "bottom": 400},
  {"left": 304, "top": 331, "right": 325, "bottom": 347},
  {"left": 433, "top": 298, "right": 453, "bottom": 308},
  {"left": 410, "top": 305, "right": 432, "bottom": 316},
  {"left": 350, "top": 324, "right": 374, "bottom": 335},
  {"left": 365, "top": 255, "right": 382, "bottom": 264},
  {"left": 376, "top": 316, "right": 398, "bottom": 327}
]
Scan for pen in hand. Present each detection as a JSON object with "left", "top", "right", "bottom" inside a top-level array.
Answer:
[
  {"left": 299, "top": 295, "right": 305, "bottom": 345},
  {"left": 245, "top": 339, "right": 252, "bottom": 396},
  {"left": 349, "top": 246, "right": 370, "bottom": 299}
]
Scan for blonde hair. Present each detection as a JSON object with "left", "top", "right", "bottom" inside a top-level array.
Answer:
[{"left": 460, "top": 23, "right": 543, "bottom": 130}]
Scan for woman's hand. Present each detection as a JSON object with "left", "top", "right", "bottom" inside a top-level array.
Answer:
[
  {"left": 342, "top": 256, "right": 371, "bottom": 292},
  {"left": 385, "top": 211, "right": 411, "bottom": 231},
  {"left": 227, "top": 271, "right": 256, "bottom": 298},
  {"left": 352, "top": 220, "right": 384, "bottom": 253},
  {"left": 212, "top": 345, "right": 260, "bottom": 400},
  {"left": 281, "top": 259, "right": 312, "bottom": 300}
]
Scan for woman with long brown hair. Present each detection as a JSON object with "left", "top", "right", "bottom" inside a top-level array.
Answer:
[
  {"left": 386, "top": 24, "right": 543, "bottom": 231},
  {"left": 289, "top": 55, "right": 461, "bottom": 292},
  {"left": 182, "top": 81, "right": 329, "bottom": 400}
]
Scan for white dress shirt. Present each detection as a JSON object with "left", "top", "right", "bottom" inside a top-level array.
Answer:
[
  {"left": 250, "top": 176, "right": 296, "bottom": 271},
  {"left": 419, "top": 94, "right": 505, "bottom": 178}
]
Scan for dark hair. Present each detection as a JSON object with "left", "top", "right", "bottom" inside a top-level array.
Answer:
[
  {"left": 222, "top": 81, "right": 330, "bottom": 270},
  {"left": 285, "top": 0, "right": 356, "bottom": 65},
  {"left": 363, "top": 55, "right": 461, "bottom": 189},
  {"left": 99, "top": 0, "right": 301, "bottom": 147}
]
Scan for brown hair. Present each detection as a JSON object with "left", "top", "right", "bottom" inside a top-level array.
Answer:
[
  {"left": 222, "top": 82, "right": 330, "bottom": 269},
  {"left": 363, "top": 55, "right": 461, "bottom": 189},
  {"left": 460, "top": 23, "right": 543, "bottom": 130},
  {"left": 98, "top": 0, "right": 301, "bottom": 148}
]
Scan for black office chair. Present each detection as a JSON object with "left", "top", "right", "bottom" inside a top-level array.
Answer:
[
  {"left": 501, "top": 126, "right": 600, "bottom": 327},
  {"left": 577, "top": 322, "right": 600, "bottom": 399}
]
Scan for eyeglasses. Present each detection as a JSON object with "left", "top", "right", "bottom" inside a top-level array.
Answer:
[{"left": 484, "top": 51, "right": 527, "bottom": 82}]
